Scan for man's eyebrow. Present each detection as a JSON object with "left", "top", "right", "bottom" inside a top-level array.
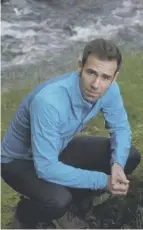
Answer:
[
  {"left": 87, "top": 68, "right": 112, "bottom": 79},
  {"left": 102, "top": 73, "right": 112, "bottom": 79},
  {"left": 87, "top": 68, "right": 98, "bottom": 75}
]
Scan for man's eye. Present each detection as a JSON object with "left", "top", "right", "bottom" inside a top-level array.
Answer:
[
  {"left": 103, "top": 76, "right": 109, "bottom": 80},
  {"left": 88, "top": 71, "right": 93, "bottom": 75},
  {"left": 88, "top": 71, "right": 96, "bottom": 76}
]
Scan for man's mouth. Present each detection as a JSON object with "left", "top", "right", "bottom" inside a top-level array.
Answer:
[{"left": 87, "top": 90, "right": 100, "bottom": 96}]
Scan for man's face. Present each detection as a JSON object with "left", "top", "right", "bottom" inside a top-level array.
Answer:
[{"left": 78, "top": 55, "right": 119, "bottom": 102}]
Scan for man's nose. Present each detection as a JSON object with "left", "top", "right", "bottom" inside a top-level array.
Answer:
[{"left": 92, "top": 77, "right": 100, "bottom": 89}]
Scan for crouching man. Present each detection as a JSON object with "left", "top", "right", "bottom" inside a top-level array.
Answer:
[{"left": 1, "top": 38, "right": 141, "bottom": 229}]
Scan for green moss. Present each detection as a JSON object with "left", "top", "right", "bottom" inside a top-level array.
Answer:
[{"left": 1, "top": 53, "right": 143, "bottom": 228}]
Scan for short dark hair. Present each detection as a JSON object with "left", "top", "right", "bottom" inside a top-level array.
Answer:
[{"left": 82, "top": 38, "right": 122, "bottom": 73}]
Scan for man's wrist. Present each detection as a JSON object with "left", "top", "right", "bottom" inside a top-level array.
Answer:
[{"left": 111, "top": 161, "right": 124, "bottom": 169}]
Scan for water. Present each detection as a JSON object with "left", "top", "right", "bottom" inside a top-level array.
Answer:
[{"left": 1, "top": 0, "right": 143, "bottom": 89}]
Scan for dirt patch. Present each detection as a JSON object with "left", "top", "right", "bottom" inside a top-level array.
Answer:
[{"left": 85, "top": 180, "right": 143, "bottom": 229}]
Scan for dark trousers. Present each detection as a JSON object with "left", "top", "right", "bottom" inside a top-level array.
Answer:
[{"left": 1, "top": 136, "right": 141, "bottom": 224}]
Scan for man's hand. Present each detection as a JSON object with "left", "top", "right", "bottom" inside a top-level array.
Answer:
[
  {"left": 107, "top": 175, "right": 129, "bottom": 195},
  {"left": 106, "top": 163, "right": 129, "bottom": 195},
  {"left": 111, "top": 162, "right": 129, "bottom": 185}
]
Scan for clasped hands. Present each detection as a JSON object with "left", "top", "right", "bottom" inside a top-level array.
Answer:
[{"left": 107, "top": 162, "right": 129, "bottom": 195}]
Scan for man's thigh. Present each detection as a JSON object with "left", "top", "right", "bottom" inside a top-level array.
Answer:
[
  {"left": 59, "top": 135, "right": 141, "bottom": 175},
  {"left": 1, "top": 160, "right": 72, "bottom": 206},
  {"left": 59, "top": 136, "right": 111, "bottom": 174}
]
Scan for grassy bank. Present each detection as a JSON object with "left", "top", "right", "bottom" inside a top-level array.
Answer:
[{"left": 1, "top": 52, "right": 143, "bottom": 229}]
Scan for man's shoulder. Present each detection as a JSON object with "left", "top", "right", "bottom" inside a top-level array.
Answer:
[
  {"left": 38, "top": 71, "right": 76, "bottom": 96},
  {"left": 104, "top": 81, "right": 120, "bottom": 98},
  {"left": 101, "top": 81, "right": 121, "bottom": 106},
  {"left": 108, "top": 81, "right": 120, "bottom": 94},
  {"left": 31, "top": 71, "right": 77, "bottom": 111}
]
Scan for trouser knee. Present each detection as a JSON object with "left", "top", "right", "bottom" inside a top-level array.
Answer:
[
  {"left": 47, "top": 188, "right": 73, "bottom": 210},
  {"left": 16, "top": 189, "right": 73, "bottom": 223},
  {"left": 125, "top": 146, "right": 141, "bottom": 174}
]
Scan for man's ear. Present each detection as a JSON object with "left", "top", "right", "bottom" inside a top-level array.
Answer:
[
  {"left": 77, "top": 59, "right": 83, "bottom": 74},
  {"left": 112, "top": 71, "right": 119, "bottom": 83}
]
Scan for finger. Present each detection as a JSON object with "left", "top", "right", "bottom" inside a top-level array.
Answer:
[
  {"left": 112, "top": 186, "right": 129, "bottom": 194},
  {"left": 111, "top": 176, "right": 118, "bottom": 185},
  {"left": 112, "top": 185, "right": 128, "bottom": 195},
  {"left": 112, "top": 182, "right": 128, "bottom": 192},
  {"left": 113, "top": 185, "right": 128, "bottom": 192},
  {"left": 112, "top": 190, "right": 128, "bottom": 196},
  {"left": 118, "top": 171, "right": 129, "bottom": 184},
  {"left": 118, "top": 179, "right": 129, "bottom": 185}
]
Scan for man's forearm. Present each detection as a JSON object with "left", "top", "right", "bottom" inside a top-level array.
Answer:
[
  {"left": 34, "top": 159, "right": 108, "bottom": 190},
  {"left": 110, "top": 129, "right": 131, "bottom": 168}
]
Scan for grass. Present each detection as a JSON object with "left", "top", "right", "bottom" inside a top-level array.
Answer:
[{"left": 1, "top": 52, "right": 143, "bottom": 229}]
